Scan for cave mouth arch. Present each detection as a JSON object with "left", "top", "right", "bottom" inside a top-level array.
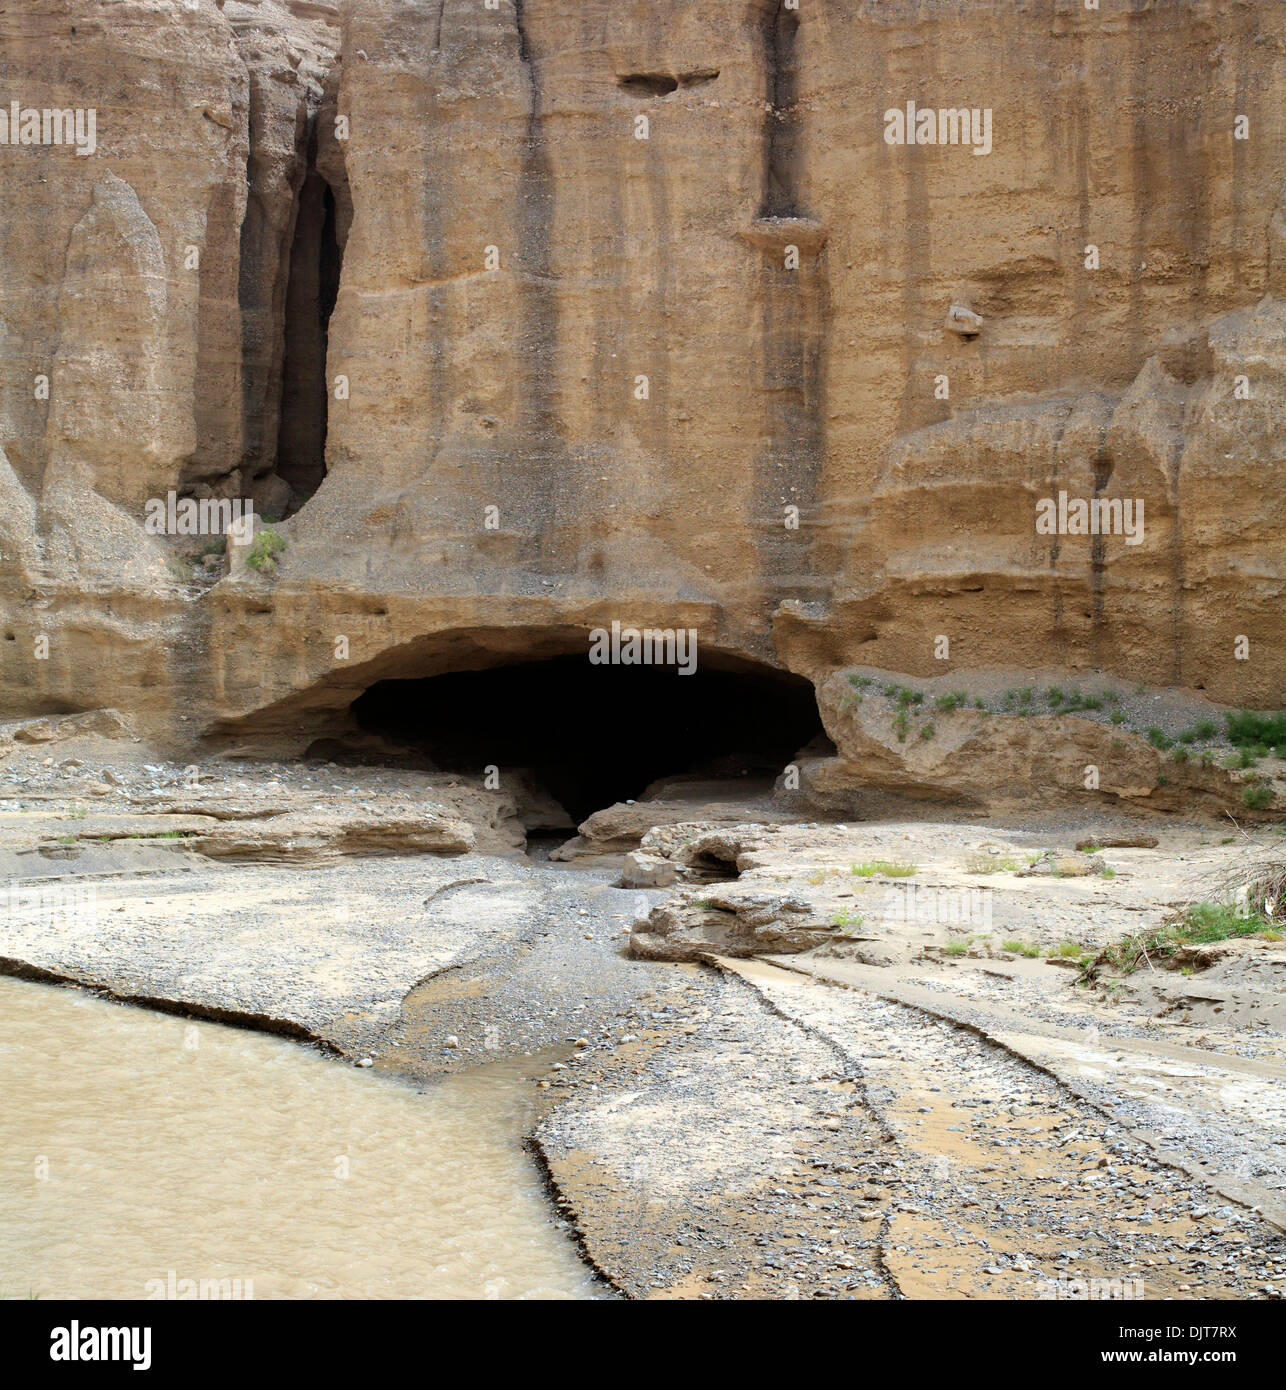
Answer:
[{"left": 350, "top": 652, "right": 825, "bottom": 825}]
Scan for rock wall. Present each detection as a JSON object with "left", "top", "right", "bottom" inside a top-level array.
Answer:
[{"left": 0, "top": 0, "right": 1283, "bottom": 807}]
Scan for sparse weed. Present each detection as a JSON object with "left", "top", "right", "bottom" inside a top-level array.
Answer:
[
  {"left": 852, "top": 860, "right": 917, "bottom": 878},
  {"left": 1003, "top": 940, "right": 1041, "bottom": 958},
  {"left": 965, "top": 853, "right": 1019, "bottom": 874}
]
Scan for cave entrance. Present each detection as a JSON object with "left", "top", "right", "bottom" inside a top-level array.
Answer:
[
  {"left": 350, "top": 654, "right": 825, "bottom": 825},
  {"left": 276, "top": 167, "right": 341, "bottom": 507}
]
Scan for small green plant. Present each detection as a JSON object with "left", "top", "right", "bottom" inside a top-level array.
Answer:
[
  {"left": 1100, "top": 865, "right": 1116, "bottom": 879},
  {"left": 919, "top": 721, "right": 936, "bottom": 740},
  {"left": 852, "top": 860, "right": 917, "bottom": 878},
  {"left": 246, "top": 528, "right": 287, "bottom": 573},
  {"left": 893, "top": 709, "right": 910, "bottom": 742},
  {"left": 973, "top": 697, "right": 987, "bottom": 710},
  {"left": 1146, "top": 726, "right": 1174, "bottom": 751},
  {"left": 1054, "top": 941, "right": 1084, "bottom": 958},
  {"left": 831, "top": 909, "right": 864, "bottom": 931},
  {"left": 1171, "top": 746, "right": 1188, "bottom": 764},
  {"left": 1045, "top": 687, "right": 1065, "bottom": 707},
  {"left": 944, "top": 940, "right": 970, "bottom": 957},
  {"left": 1243, "top": 782, "right": 1274, "bottom": 811},
  {"left": 1001, "top": 686, "right": 1036, "bottom": 713},
  {"left": 934, "top": 691, "right": 968, "bottom": 712},
  {"left": 848, "top": 674, "right": 874, "bottom": 689},
  {"left": 1003, "top": 939, "right": 1041, "bottom": 958},
  {"left": 1109, "top": 709, "right": 1128, "bottom": 725}
]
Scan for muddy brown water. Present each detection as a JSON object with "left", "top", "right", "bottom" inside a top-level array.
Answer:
[{"left": 0, "top": 977, "right": 603, "bottom": 1300}]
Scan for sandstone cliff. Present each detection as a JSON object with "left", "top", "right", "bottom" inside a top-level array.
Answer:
[{"left": 0, "top": 0, "right": 1283, "bottom": 816}]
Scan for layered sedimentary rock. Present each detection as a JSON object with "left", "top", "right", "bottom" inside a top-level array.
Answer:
[{"left": 0, "top": 0, "right": 1283, "bottom": 811}]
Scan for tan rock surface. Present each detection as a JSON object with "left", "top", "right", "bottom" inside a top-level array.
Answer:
[{"left": 0, "top": 1, "right": 1282, "bottom": 817}]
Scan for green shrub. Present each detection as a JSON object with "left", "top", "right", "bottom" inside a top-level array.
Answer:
[
  {"left": 1145, "top": 726, "right": 1173, "bottom": 751},
  {"left": 246, "top": 528, "right": 287, "bottom": 573},
  {"left": 1243, "top": 782, "right": 1274, "bottom": 811},
  {"left": 1226, "top": 709, "right": 1286, "bottom": 750},
  {"left": 1087, "top": 899, "right": 1273, "bottom": 977}
]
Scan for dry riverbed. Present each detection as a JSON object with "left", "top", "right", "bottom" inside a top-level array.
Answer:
[{"left": 1, "top": 730, "right": 1284, "bottom": 1300}]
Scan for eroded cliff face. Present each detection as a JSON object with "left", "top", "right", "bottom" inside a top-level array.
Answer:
[{"left": 0, "top": 0, "right": 1283, "bottom": 812}]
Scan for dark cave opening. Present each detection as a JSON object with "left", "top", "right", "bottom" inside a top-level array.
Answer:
[
  {"left": 276, "top": 169, "right": 340, "bottom": 507},
  {"left": 619, "top": 73, "right": 679, "bottom": 96},
  {"left": 760, "top": 1, "right": 804, "bottom": 218},
  {"left": 351, "top": 655, "right": 825, "bottom": 825}
]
